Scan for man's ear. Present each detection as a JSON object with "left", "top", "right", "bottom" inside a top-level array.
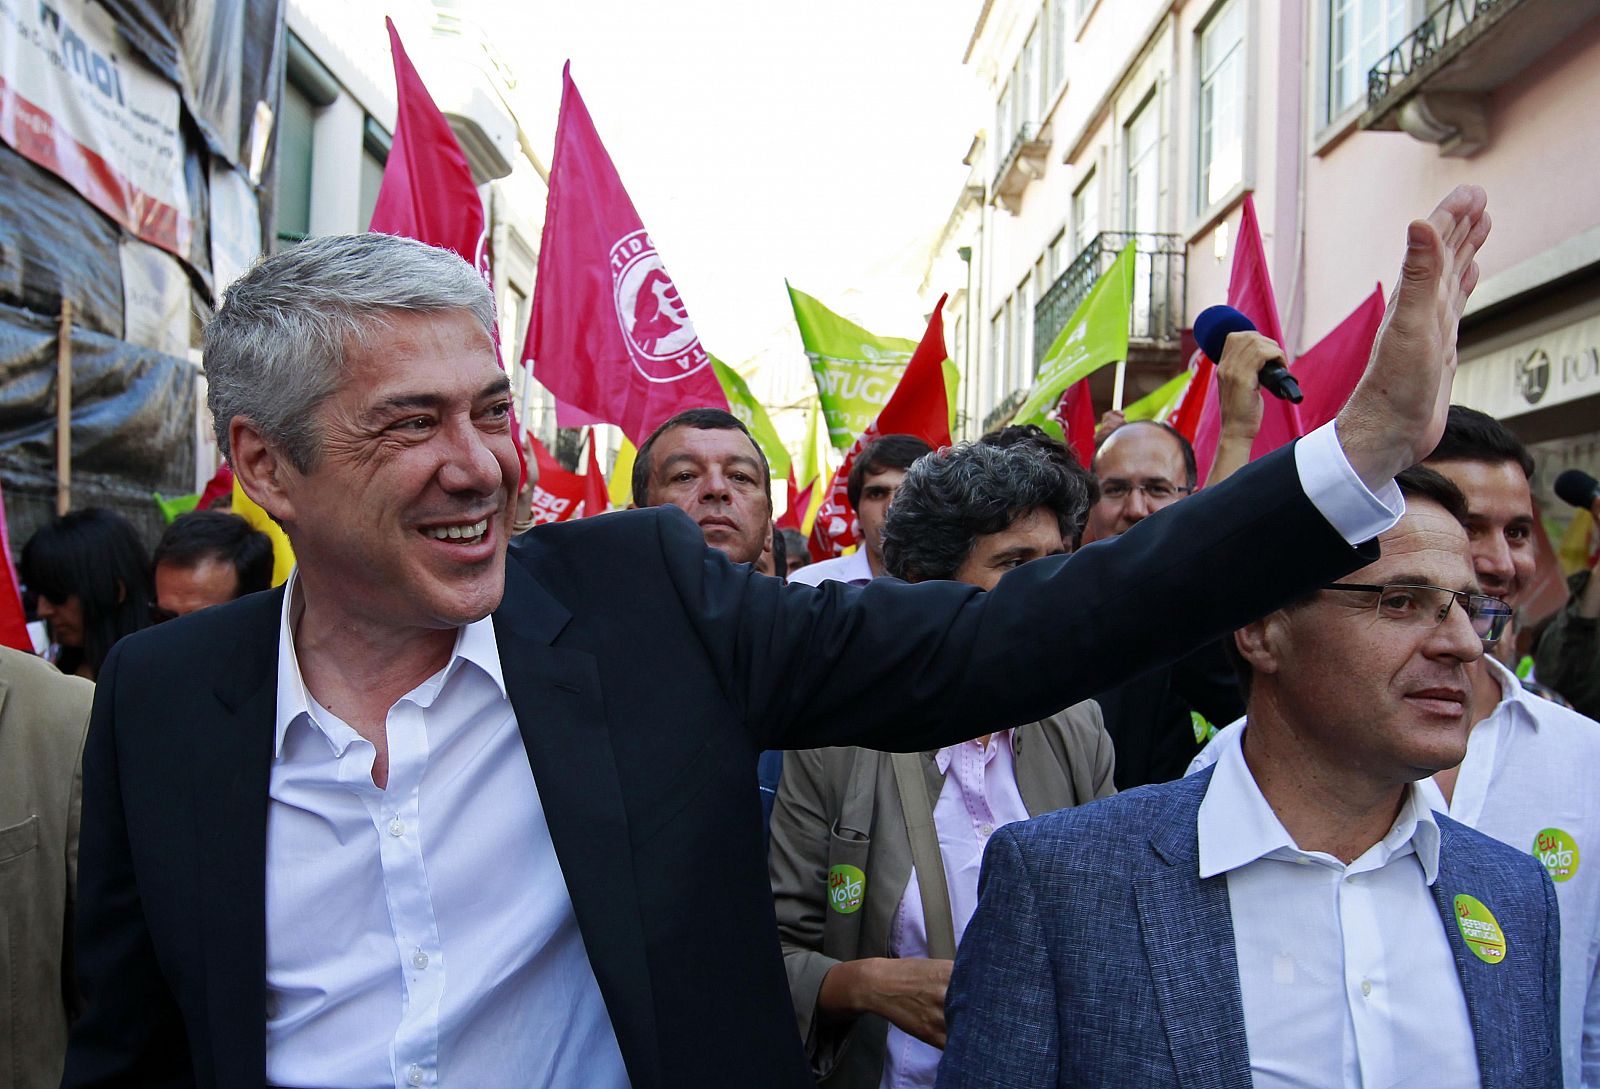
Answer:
[
  {"left": 1233, "top": 617, "right": 1283, "bottom": 680},
  {"left": 229, "top": 417, "right": 299, "bottom": 525}
]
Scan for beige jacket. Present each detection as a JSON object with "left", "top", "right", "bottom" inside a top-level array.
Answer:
[
  {"left": 0, "top": 647, "right": 94, "bottom": 1089},
  {"left": 768, "top": 700, "right": 1115, "bottom": 1087}
]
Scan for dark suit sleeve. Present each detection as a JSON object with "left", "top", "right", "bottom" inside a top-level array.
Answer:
[
  {"left": 661, "top": 443, "right": 1376, "bottom": 753},
  {"left": 937, "top": 827, "right": 1058, "bottom": 1089},
  {"left": 1169, "top": 638, "right": 1245, "bottom": 729},
  {"left": 62, "top": 641, "right": 193, "bottom": 1089}
]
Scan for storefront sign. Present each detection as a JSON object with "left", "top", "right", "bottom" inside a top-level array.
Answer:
[
  {"left": 1456, "top": 309, "right": 1600, "bottom": 419},
  {"left": 0, "top": 0, "right": 191, "bottom": 256}
]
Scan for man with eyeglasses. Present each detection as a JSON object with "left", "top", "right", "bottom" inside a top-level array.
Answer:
[
  {"left": 1423, "top": 406, "right": 1600, "bottom": 1089},
  {"left": 1084, "top": 420, "right": 1245, "bottom": 788},
  {"left": 940, "top": 466, "right": 1558, "bottom": 1089}
]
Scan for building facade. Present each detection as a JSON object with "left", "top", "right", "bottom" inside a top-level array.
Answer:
[{"left": 931, "top": 0, "right": 1600, "bottom": 516}]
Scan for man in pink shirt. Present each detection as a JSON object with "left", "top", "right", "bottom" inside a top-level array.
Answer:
[{"left": 768, "top": 435, "right": 1115, "bottom": 1088}]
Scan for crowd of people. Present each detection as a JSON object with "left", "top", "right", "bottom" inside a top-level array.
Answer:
[{"left": 4, "top": 184, "right": 1600, "bottom": 1089}]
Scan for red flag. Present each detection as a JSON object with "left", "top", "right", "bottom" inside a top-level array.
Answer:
[
  {"left": 1057, "top": 378, "right": 1096, "bottom": 467},
  {"left": 524, "top": 435, "right": 588, "bottom": 526},
  {"left": 1191, "top": 194, "right": 1303, "bottom": 483},
  {"left": 582, "top": 430, "right": 607, "bottom": 518},
  {"left": 0, "top": 479, "right": 33, "bottom": 652},
  {"left": 776, "top": 470, "right": 807, "bottom": 532},
  {"left": 369, "top": 19, "right": 488, "bottom": 272},
  {"left": 1169, "top": 352, "right": 1213, "bottom": 442},
  {"left": 1288, "top": 284, "right": 1385, "bottom": 433},
  {"left": 809, "top": 297, "right": 952, "bottom": 560},
  {"left": 525, "top": 65, "right": 729, "bottom": 445},
  {"left": 196, "top": 463, "right": 234, "bottom": 511}
]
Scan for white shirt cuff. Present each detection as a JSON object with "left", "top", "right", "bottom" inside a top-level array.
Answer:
[{"left": 1293, "top": 419, "right": 1404, "bottom": 546}]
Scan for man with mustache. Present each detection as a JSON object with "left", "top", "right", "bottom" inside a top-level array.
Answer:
[{"left": 940, "top": 467, "right": 1556, "bottom": 1088}]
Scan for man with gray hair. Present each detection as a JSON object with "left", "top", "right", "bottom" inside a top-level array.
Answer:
[{"left": 68, "top": 184, "right": 1487, "bottom": 1089}]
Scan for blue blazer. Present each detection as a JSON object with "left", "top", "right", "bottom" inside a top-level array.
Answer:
[{"left": 939, "top": 769, "right": 1561, "bottom": 1089}]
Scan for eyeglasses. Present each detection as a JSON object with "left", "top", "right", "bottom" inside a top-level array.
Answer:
[
  {"left": 1324, "top": 583, "right": 1514, "bottom": 643},
  {"left": 1098, "top": 480, "right": 1192, "bottom": 502}
]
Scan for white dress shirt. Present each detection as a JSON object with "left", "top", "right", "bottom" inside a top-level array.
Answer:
[
  {"left": 264, "top": 574, "right": 629, "bottom": 1089},
  {"left": 1197, "top": 725, "right": 1481, "bottom": 1089},
  {"left": 787, "top": 547, "right": 874, "bottom": 587},
  {"left": 1417, "top": 655, "right": 1600, "bottom": 1088},
  {"left": 880, "top": 733, "right": 1032, "bottom": 1089}
]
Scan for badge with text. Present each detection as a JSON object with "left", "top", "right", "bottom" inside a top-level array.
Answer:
[
  {"left": 828, "top": 864, "right": 866, "bottom": 914},
  {"left": 1533, "top": 828, "right": 1580, "bottom": 883},
  {"left": 1453, "top": 894, "right": 1507, "bottom": 964}
]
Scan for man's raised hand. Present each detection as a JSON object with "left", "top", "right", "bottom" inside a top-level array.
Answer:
[{"left": 1336, "top": 185, "right": 1491, "bottom": 490}]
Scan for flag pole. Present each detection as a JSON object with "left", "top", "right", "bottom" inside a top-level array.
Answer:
[{"left": 1111, "top": 358, "right": 1127, "bottom": 412}]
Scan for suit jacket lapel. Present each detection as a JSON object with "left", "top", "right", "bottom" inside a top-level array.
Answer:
[
  {"left": 1013, "top": 724, "right": 1077, "bottom": 816},
  {"left": 198, "top": 587, "right": 282, "bottom": 1088},
  {"left": 1134, "top": 776, "right": 1253, "bottom": 1089},
  {"left": 493, "top": 560, "right": 662, "bottom": 1089}
]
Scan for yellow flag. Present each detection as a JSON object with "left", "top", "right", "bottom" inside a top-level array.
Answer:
[
  {"left": 231, "top": 477, "right": 295, "bottom": 586},
  {"left": 609, "top": 438, "right": 637, "bottom": 508},
  {"left": 797, "top": 402, "right": 831, "bottom": 534}
]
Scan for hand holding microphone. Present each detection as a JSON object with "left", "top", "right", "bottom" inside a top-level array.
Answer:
[
  {"left": 1193, "top": 305, "right": 1303, "bottom": 404},
  {"left": 1555, "top": 470, "right": 1600, "bottom": 516}
]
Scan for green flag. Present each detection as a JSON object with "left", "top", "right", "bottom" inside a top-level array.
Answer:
[
  {"left": 787, "top": 284, "right": 919, "bottom": 448},
  {"left": 1123, "top": 369, "right": 1192, "bottom": 423},
  {"left": 1012, "top": 245, "right": 1136, "bottom": 429},
  {"left": 711, "top": 356, "right": 792, "bottom": 481}
]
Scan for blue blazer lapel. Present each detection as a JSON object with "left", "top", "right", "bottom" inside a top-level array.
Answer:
[
  {"left": 493, "top": 559, "right": 662, "bottom": 1089},
  {"left": 1430, "top": 819, "right": 1554, "bottom": 1089},
  {"left": 1134, "top": 771, "right": 1253, "bottom": 1089}
]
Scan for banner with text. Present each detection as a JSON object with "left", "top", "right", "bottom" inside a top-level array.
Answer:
[
  {"left": 788, "top": 284, "right": 919, "bottom": 448},
  {"left": 0, "top": 0, "right": 192, "bottom": 256}
]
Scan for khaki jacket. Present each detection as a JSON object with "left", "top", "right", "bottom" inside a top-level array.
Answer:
[
  {"left": 768, "top": 701, "right": 1115, "bottom": 1087},
  {"left": 0, "top": 647, "right": 94, "bottom": 1089}
]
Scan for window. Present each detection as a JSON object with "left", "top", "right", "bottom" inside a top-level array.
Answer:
[
  {"left": 1048, "top": 229, "right": 1069, "bottom": 278},
  {"left": 996, "top": 81, "right": 1014, "bottom": 160},
  {"left": 1197, "top": 0, "right": 1244, "bottom": 212},
  {"left": 1124, "top": 94, "right": 1160, "bottom": 234},
  {"left": 1048, "top": 0, "right": 1069, "bottom": 98},
  {"left": 990, "top": 308, "right": 1009, "bottom": 405},
  {"left": 356, "top": 115, "right": 391, "bottom": 232},
  {"left": 1020, "top": 26, "right": 1040, "bottom": 126},
  {"left": 1328, "top": 0, "right": 1409, "bottom": 118},
  {"left": 1072, "top": 169, "right": 1099, "bottom": 255},
  {"left": 1017, "top": 275, "right": 1035, "bottom": 381},
  {"left": 274, "top": 79, "right": 315, "bottom": 244}
]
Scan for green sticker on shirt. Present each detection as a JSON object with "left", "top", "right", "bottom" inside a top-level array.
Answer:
[
  {"left": 1454, "top": 894, "right": 1507, "bottom": 964},
  {"left": 828, "top": 864, "right": 866, "bottom": 914},
  {"left": 1533, "top": 828, "right": 1580, "bottom": 883}
]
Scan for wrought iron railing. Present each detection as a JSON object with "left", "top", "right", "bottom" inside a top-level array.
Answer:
[
  {"left": 993, "top": 122, "right": 1045, "bottom": 188},
  {"left": 1033, "top": 231, "right": 1186, "bottom": 365},
  {"left": 1366, "top": 0, "right": 1507, "bottom": 110}
]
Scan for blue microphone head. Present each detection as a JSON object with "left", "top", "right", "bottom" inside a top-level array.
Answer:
[{"left": 1194, "top": 305, "right": 1257, "bottom": 363}]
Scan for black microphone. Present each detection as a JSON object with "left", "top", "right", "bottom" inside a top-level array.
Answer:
[
  {"left": 1554, "top": 469, "right": 1600, "bottom": 513},
  {"left": 1193, "top": 305, "right": 1303, "bottom": 404}
]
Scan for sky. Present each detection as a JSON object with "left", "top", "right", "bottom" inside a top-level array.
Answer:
[{"left": 472, "top": 0, "right": 984, "bottom": 370}]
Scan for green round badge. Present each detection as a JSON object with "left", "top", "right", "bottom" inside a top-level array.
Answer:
[
  {"left": 828, "top": 864, "right": 866, "bottom": 914},
  {"left": 1454, "top": 894, "right": 1507, "bottom": 965},
  {"left": 1533, "top": 828, "right": 1580, "bottom": 883}
]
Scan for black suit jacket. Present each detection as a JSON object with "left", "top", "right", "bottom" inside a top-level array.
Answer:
[
  {"left": 64, "top": 445, "right": 1375, "bottom": 1089},
  {"left": 1094, "top": 636, "right": 1245, "bottom": 789}
]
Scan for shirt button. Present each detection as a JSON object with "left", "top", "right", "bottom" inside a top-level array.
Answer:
[
  {"left": 388, "top": 818, "right": 405, "bottom": 837},
  {"left": 412, "top": 949, "right": 429, "bottom": 970},
  {"left": 1360, "top": 979, "right": 1373, "bottom": 997},
  {"left": 407, "top": 1065, "right": 424, "bottom": 1086},
  {"left": 978, "top": 823, "right": 994, "bottom": 838}
]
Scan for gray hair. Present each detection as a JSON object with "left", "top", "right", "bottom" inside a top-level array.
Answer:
[
  {"left": 203, "top": 233, "right": 497, "bottom": 471},
  {"left": 881, "top": 441, "right": 1090, "bottom": 582}
]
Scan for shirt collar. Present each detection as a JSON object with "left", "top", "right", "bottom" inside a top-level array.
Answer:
[
  {"left": 1482, "top": 653, "right": 1541, "bottom": 730},
  {"left": 934, "top": 729, "right": 1013, "bottom": 773},
  {"left": 272, "top": 570, "right": 508, "bottom": 757},
  {"left": 1197, "top": 721, "right": 1442, "bottom": 884}
]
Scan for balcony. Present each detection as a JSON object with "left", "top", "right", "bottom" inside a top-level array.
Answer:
[
  {"left": 1034, "top": 231, "right": 1186, "bottom": 368},
  {"left": 992, "top": 123, "right": 1051, "bottom": 214},
  {"left": 1362, "top": 0, "right": 1599, "bottom": 157}
]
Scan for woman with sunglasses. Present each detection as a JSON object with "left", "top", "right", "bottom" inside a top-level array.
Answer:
[{"left": 22, "top": 507, "right": 155, "bottom": 681}]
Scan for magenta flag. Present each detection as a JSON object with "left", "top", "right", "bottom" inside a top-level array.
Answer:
[
  {"left": 1290, "top": 285, "right": 1386, "bottom": 432},
  {"left": 524, "top": 65, "right": 728, "bottom": 445},
  {"left": 1191, "top": 194, "right": 1303, "bottom": 483},
  {"left": 369, "top": 19, "right": 489, "bottom": 274},
  {"left": 0, "top": 480, "right": 33, "bottom": 652}
]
